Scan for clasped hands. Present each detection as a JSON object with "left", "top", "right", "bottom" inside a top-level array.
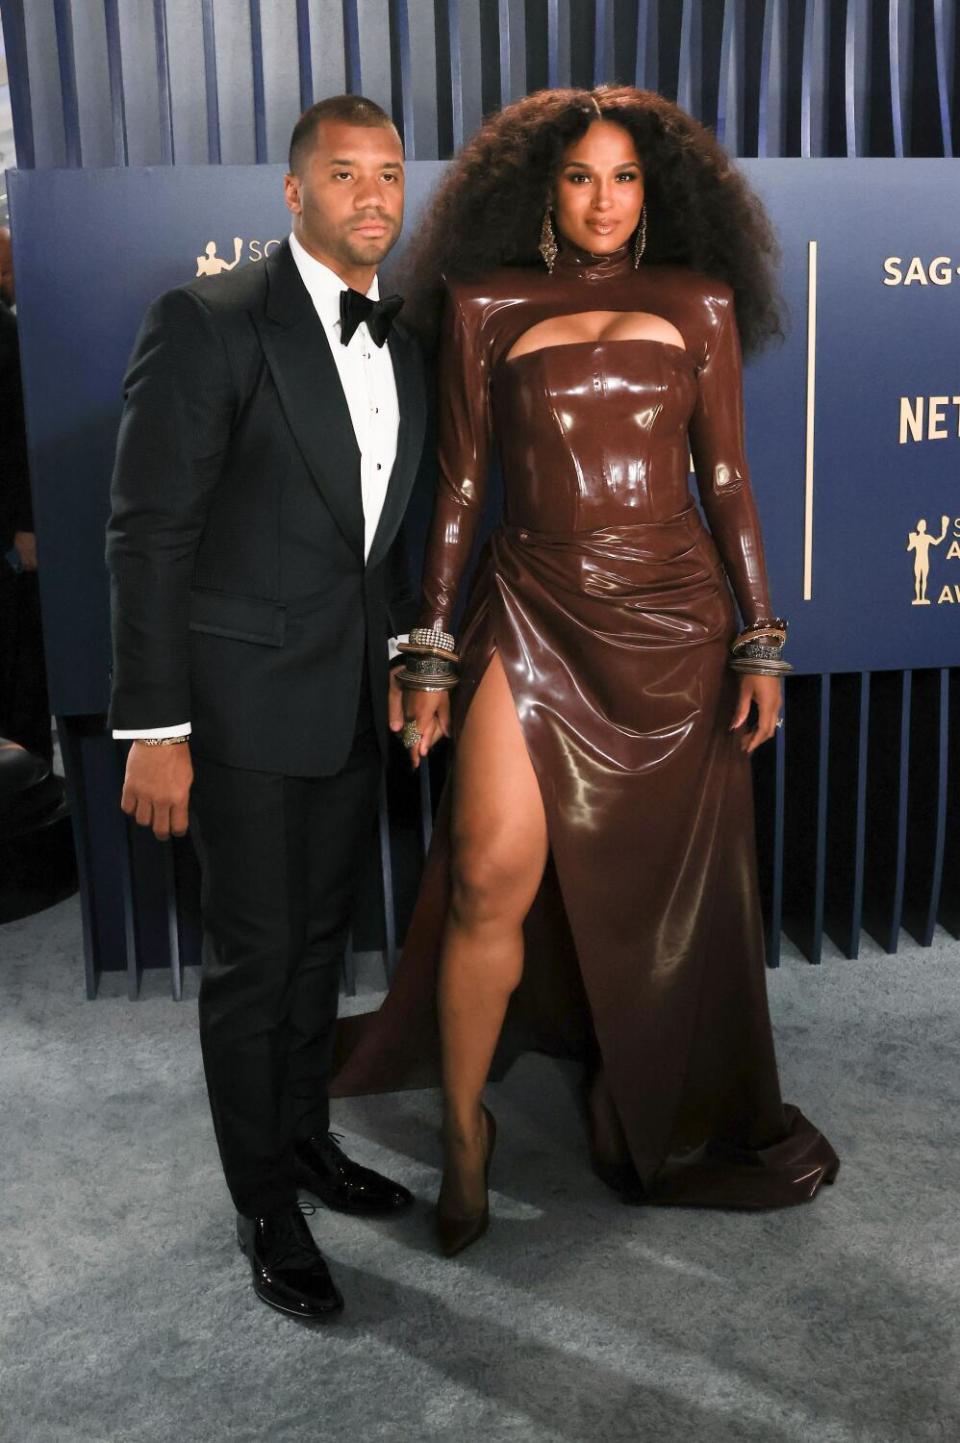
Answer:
[{"left": 389, "top": 667, "right": 450, "bottom": 769}]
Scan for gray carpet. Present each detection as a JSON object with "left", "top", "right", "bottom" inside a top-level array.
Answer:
[{"left": 1, "top": 897, "right": 958, "bottom": 1443}]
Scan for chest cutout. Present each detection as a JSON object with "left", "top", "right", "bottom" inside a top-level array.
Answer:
[{"left": 505, "top": 309, "right": 687, "bottom": 363}]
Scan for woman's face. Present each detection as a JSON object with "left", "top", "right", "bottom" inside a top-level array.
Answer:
[{"left": 553, "top": 119, "right": 644, "bottom": 254}]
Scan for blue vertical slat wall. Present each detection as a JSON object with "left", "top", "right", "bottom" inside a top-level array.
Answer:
[{"left": 1, "top": 0, "right": 958, "bottom": 992}]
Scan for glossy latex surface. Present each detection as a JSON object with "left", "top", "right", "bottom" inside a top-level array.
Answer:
[
  {"left": 421, "top": 242, "right": 773, "bottom": 633},
  {"left": 333, "top": 244, "right": 837, "bottom": 1209}
]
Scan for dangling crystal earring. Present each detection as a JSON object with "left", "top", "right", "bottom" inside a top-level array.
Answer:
[
  {"left": 539, "top": 207, "right": 559, "bottom": 274},
  {"left": 633, "top": 205, "right": 648, "bottom": 268}
]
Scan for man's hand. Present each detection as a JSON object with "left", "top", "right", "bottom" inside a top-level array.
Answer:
[
  {"left": 388, "top": 666, "right": 405, "bottom": 736},
  {"left": 13, "top": 531, "right": 37, "bottom": 572},
  {"left": 120, "top": 741, "right": 193, "bottom": 840},
  {"left": 729, "top": 674, "right": 782, "bottom": 754}
]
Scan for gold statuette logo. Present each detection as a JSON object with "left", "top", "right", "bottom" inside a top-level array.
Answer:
[
  {"left": 195, "top": 237, "right": 284, "bottom": 278},
  {"left": 906, "top": 515, "right": 960, "bottom": 605}
]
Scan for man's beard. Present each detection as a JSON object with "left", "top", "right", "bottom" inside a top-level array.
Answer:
[{"left": 341, "top": 222, "right": 396, "bottom": 268}]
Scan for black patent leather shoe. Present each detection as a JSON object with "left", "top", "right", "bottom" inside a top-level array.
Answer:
[
  {"left": 236, "top": 1206, "right": 344, "bottom": 1322},
  {"left": 293, "top": 1132, "right": 413, "bottom": 1216}
]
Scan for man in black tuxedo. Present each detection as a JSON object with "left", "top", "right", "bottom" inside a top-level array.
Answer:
[{"left": 107, "top": 96, "right": 426, "bottom": 1321}]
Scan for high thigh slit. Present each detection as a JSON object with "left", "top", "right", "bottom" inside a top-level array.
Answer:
[{"left": 332, "top": 247, "right": 839, "bottom": 1208}]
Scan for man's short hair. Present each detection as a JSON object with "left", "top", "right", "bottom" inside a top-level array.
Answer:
[{"left": 288, "top": 95, "right": 397, "bottom": 174}]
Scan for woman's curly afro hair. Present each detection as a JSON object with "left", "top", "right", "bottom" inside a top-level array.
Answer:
[{"left": 400, "top": 85, "right": 784, "bottom": 358}]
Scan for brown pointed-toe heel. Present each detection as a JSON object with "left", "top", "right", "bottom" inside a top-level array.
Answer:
[{"left": 435, "top": 1104, "right": 497, "bottom": 1258}]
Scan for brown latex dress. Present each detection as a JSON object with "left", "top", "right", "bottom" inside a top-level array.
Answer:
[{"left": 332, "top": 243, "right": 838, "bottom": 1208}]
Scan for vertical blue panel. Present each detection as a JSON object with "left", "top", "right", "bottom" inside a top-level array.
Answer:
[
  {"left": 800, "top": 0, "right": 828, "bottom": 157},
  {"left": 716, "top": 0, "right": 745, "bottom": 154},
  {"left": 863, "top": 670, "right": 912, "bottom": 952},
  {"left": 58, "top": 719, "right": 101, "bottom": 998},
  {"left": 161, "top": 845, "right": 182, "bottom": 999},
  {"left": 844, "top": 0, "right": 870, "bottom": 157},
  {"left": 201, "top": 0, "right": 222, "bottom": 163},
  {"left": 116, "top": 0, "right": 164, "bottom": 165},
  {"left": 903, "top": 669, "right": 949, "bottom": 946},
  {"left": 824, "top": 672, "right": 870, "bottom": 959},
  {"left": 102, "top": 0, "right": 128, "bottom": 167},
  {"left": 419, "top": 752, "right": 434, "bottom": 853},
  {"left": 296, "top": 0, "right": 313, "bottom": 108},
  {"left": 378, "top": 779, "right": 398, "bottom": 980},
  {"left": 248, "top": 0, "right": 268, "bottom": 162},
  {"left": 676, "top": 0, "right": 702, "bottom": 118},
  {"left": 546, "top": 0, "right": 571, "bottom": 88},
  {"left": 931, "top": 0, "right": 955, "bottom": 157},
  {"left": 783, "top": 674, "right": 829, "bottom": 962},
  {"left": 258, "top": 0, "right": 301, "bottom": 164},
  {"left": 758, "top": 0, "right": 788, "bottom": 157},
  {"left": 153, "top": 0, "right": 175, "bottom": 163},
  {"left": 769, "top": 721, "right": 786, "bottom": 968},
  {"left": 354, "top": 0, "right": 393, "bottom": 117},
  {"left": 634, "top": 0, "right": 658, "bottom": 89},
  {"left": 392, "top": 0, "right": 415, "bottom": 154},
  {"left": 211, "top": 0, "right": 256, "bottom": 163},
  {"left": 22, "top": 0, "right": 67, "bottom": 167},
  {"left": 302, "top": 4, "right": 348, "bottom": 115},
  {"left": 497, "top": 0, "right": 526, "bottom": 104},
  {"left": 67, "top": 0, "right": 117, "bottom": 167},
  {"left": 404, "top": 0, "right": 439, "bottom": 160},
  {"left": 342, "top": 0, "right": 362, "bottom": 92},
  {"left": 52, "top": 0, "right": 82, "bottom": 166},
  {"left": 753, "top": 711, "right": 785, "bottom": 969},
  {"left": 593, "top": 0, "right": 614, "bottom": 85},
  {"left": 0, "top": 0, "right": 36, "bottom": 167},
  {"left": 447, "top": 0, "right": 463, "bottom": 150},
  {"left": 450, "top": 0, "right": 482, "bottom": 155},
  {"left": 888, "top": 0, "right": 914, "bottom": 158},
  {"left": 165, "top": 0, "right": 213, "bottom": 165}
]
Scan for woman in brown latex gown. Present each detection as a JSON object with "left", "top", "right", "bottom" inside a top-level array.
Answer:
[{"left": 332, "top": 86, "right": 838, "bottom": 1251}]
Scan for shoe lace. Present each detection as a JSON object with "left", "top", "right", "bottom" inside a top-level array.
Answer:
[
  {"left": 270, "top": 1208, "right": 322, "bottom": 1267},
  {"left": 297, "top": 1131, "right": 346, "bottom": 1216}
]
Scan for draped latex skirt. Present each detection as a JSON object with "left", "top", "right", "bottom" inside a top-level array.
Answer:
[{"left": 332, "top": 504, "right": 838, "bottom": 1207}]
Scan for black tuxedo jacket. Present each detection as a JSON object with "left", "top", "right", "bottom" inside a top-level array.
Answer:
[{"left": 106, "top": 240, "right": 427, "bottom": 776}]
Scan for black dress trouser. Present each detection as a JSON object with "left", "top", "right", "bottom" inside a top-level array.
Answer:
[{"left": 189, "top": 683, "right": 381, "bottom": 1218}]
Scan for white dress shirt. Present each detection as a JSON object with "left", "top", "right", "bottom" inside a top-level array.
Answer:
[{"left": 115, "top": 233, "right": 402, "bottom": 741}]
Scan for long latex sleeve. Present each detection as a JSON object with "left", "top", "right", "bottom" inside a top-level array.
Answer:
[
  {"left": 419, "top": 286, "right": 492, "bottom": 633},
  {"left": 688, "top": 299, "right": 773, "bottom": 627}
]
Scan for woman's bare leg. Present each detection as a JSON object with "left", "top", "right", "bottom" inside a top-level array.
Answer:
[{"left": 438, "top": 651, "right": 548, "bottom": 1214}]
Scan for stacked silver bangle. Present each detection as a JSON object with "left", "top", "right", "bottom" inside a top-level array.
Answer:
[
  {"left": 728, "top": 618, "right": 793, "bottom": 677},
  {"left": 396, "top": 626, "right": 460, "bottom": 692}
]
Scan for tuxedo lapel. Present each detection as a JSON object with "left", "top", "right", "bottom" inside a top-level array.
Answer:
[
  {"left": 256, "top": 241, "right": 364, "bottom": 561},
  {"left": 366, "top": 325, "right": 426, "bottom": 572}
]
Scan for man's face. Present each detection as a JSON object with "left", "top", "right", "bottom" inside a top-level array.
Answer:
[{"left": 284, "top": 121, "right": 405, "bottom": 278}]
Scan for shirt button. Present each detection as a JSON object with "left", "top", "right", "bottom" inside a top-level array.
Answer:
[{"left": 376, "top": 463, "right": 382, "bottom": 470}]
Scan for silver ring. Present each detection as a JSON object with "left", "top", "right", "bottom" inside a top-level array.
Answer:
[{"left": 401, "top": 720, "right": 422, "bottom": 748}]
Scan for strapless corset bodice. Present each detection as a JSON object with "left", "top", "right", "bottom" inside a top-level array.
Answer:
[{"left": 492, "top": 338, "right": 699, "bottom": 533}]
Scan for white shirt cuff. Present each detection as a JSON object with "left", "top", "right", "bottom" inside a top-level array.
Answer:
[
  {"left": 113, "top": 724, "right": 192, "bottom": 740},
  {"left": 388, "top": 634, "right": 409, "bottom": 661}
]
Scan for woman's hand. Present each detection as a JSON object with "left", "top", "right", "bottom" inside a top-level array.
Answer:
[
  {"left": 389, "top": 672, "right": 452, "bottom": 769},
  {"left": 729, "top": 674, "right": 782, "bottom": 754}
]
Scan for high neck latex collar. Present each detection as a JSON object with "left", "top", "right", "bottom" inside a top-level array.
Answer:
[{"left": 553, "top": 241, "right": 633, "bottom": 279}]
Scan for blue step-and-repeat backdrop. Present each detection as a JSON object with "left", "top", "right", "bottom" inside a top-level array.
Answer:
[{"left": 8, "top": 158, "right": 960, "bottom": 715}]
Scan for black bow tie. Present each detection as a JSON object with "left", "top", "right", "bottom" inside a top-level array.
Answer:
[{"left": 339, "top": 288, "right": 404, "bottom": 347}]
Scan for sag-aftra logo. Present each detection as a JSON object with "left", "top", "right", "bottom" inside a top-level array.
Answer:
[
  {"left": 195, "top": 236, "right": 284, "bottom": 277},
  {"left": 907, "top": 516, "right": 960, "bottom": 606}
]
